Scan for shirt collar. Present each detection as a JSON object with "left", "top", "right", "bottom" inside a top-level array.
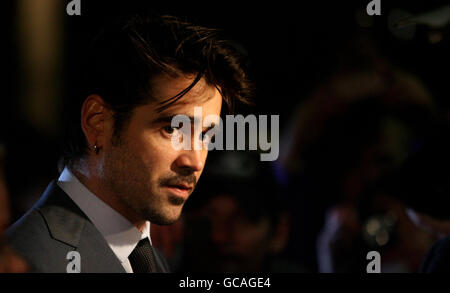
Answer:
[{"left": 56, "top": 167, "right": 152, "bottom": 264}]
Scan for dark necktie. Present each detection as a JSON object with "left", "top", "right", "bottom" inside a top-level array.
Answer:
[{"left": 129, "top": 238, "right": 158, "bottom": 273}]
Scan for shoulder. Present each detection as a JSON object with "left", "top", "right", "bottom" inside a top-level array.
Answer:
[
  {"left": 420, "top": 235, "right": 450, "bottom": 273},
  {"left": 7, "top": 206, "right": 56, "bottom": 252},
  {"left": 7, "top": 208, "right": 73, "bottom": 273},
  {"left": 5, "top": 181, "right": 84, "bottom": 273}
]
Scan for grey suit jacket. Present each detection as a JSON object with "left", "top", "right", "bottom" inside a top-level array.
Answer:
[{"left": 7, "top": 181, "right": 170, "bottom": 273}]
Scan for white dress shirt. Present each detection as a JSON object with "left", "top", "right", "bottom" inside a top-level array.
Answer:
[{"left": 57, "top": 167, "right": 152, "bottom": 273}]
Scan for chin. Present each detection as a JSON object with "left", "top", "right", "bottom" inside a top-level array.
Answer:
[
  {"left": 152, "top": 216, "right": 180, "bottom": 225},
  {"left": 148, "top": 207, "right": 183, "bottom": 225},
  {"left": 165, "top": 210, "right": 183, "bottom": 224}
]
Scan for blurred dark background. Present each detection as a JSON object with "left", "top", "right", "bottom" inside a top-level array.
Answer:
[{"left": 2, "top": 0, "right": 450, "bottom": 272}]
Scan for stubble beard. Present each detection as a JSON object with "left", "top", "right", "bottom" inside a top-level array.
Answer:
[{"left": 101, "top": 141, "right": 183, "bottom": 225}]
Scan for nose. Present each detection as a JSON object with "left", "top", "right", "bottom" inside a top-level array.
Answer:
[{"left": 173, "top": 149, "right": 204, "bottom": 175}]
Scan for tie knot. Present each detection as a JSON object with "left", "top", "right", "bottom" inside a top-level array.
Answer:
[{"left": 129, "top": 238, "right": 157, "bottom": 273}]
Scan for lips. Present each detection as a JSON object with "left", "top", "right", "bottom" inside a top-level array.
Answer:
[
  {"left": 159, "top": 175, "right": 196, "bottom": 201},
  {"left": 163, "top": 183, "right": 193, "bottom": 199},
  {"left": 167, "top": 183, "right": 193, "bottom": 191}
]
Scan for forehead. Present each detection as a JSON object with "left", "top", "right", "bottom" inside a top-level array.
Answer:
[
  {"left": 142, "top": 73, "right": 223, "bottom": 123},
  {"left": 150, "top": 73, "right": 219, "bottom": 107}
]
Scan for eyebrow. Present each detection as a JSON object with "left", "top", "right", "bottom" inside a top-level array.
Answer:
[
  {"left": 153, "top": 115, "right": 216, "bottom": 132},
  {"left": 153, "top": 115, "right": 195, "bottom": 125}
]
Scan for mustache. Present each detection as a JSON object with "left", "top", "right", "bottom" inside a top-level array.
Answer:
[{"left": 158, "top": 174, "right": 197, "bottom": 188}]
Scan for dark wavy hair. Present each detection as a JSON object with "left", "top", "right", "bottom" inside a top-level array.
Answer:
[{"left": 61, "top": 14, "right": 253, "bottom": 169}]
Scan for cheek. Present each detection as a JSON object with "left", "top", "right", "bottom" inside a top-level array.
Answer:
[
  {"left": 198, "top": 149, "right": 209, "bottom": 173},
  {"left": 135, "top": 131, "right": 178, "bottom": 173}
]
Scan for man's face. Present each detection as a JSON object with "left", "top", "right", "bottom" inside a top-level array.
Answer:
[
  {"left": 188, "top": 194, "right": 273, "bottom": 272},
  {"left": 101, "top": 74, "right": 222, "bottom": 225}
]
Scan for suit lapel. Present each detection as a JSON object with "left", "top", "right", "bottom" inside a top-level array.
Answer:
[{"left": 36, "top": 181, "right": 126, "bottom": 273}]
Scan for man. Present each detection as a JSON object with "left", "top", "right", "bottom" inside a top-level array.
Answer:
[{"left": 7, "top": 14, "right": 251, "bottom": 273}]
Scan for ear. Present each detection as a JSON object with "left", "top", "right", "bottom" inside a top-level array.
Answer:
[
  {"left": 269, "top": 212, "right": 291, "bottom": 254},
  {"left": 80, "top": 95, "right": 112, "bottom": 152}
]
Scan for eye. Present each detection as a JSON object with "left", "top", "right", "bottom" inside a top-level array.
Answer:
[
  {"left": 163, "top": 125, "right": 175, "bottom": 134},
  {"left": 162, "top": 124, "right": 182, "bottom": 136},
  {"left": 201, "top": 131, "right": 216, "bottom": 143}
]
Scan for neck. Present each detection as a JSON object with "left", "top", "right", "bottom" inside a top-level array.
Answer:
[{"left": 69, "top": 161, "right": 147, "bottom": 232}]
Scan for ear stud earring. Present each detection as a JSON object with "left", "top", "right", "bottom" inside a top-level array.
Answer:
[{"left": 93, "top": 143, "right": 101, "bottom": 154}]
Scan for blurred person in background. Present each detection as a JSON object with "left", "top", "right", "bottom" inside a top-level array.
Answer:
[
  {"left": 388, "top": 122, "right": 450, "bottom": 272},
  {"left": 279, "top": 35, "right": 440, "bottom": 272},
  {"left": 0, "top": 144, "right": 28, "bottom": 273},
  {"left": 310, "top": 84, "right": 450, "bottom": 272},
  {"left": 178, "top": 151, "right": 304, "bottom": 272},
  {"left": 0, "top": 145, "right": 11, "bottom": 233}
]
